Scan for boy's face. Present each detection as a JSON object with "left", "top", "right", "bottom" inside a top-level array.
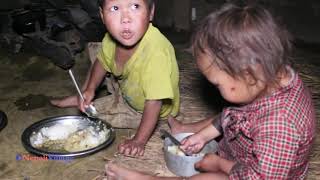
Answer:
[{"left": 100, "top": 0, "right": 154, "bottom": 47}]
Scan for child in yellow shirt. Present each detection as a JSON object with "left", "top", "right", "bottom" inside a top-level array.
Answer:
[{"left": 51, "top": 0, "right": 179, "bottom": 157}]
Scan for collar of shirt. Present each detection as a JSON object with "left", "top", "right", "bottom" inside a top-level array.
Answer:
[{"left": 221, "top": 67, "right": 297, "bottom": 140}]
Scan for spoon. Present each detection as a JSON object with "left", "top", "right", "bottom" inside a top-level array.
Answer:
[
  {"left": 160, "top": 129, "right": 190, "bottom": 156},
  {"left": 68, "top": 69, "right": 98, "bottom": 118}
]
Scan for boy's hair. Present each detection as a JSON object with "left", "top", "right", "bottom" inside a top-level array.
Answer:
[
  {"left": 192, "top": 3, "right": 292, "bottom": 85},
  {"left": 98, "top": 0, "right": 154, "bottom": 12}
]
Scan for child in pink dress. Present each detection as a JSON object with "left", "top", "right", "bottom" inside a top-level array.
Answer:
[{"left": 105, "top": 3, "right": 316, "bottom": 180}]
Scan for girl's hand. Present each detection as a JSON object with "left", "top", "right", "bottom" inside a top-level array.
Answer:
[
  {"left": 180, "top": 133, "right": 206, "bottom": 155},
  {"left": 195, "top": 153, "right": 221, "bottom": 172},
  {"left": 195, "top": 153, "right": 236, "bottom": 174}
]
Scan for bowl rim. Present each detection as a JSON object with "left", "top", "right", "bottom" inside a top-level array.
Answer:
[{"left": 21, "top": 115, "right": 115, "bottom": 158}]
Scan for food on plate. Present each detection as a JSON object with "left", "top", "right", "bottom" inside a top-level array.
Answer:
[
  {"left": 30, "top": 122, "right": 110, "bottom": 152},
  {"left": 64, "top": 126, "right": 109, "bottom": 152}
]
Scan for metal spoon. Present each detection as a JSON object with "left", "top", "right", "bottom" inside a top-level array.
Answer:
[
  {"left": 68, "top": 69, "right": 98, "bottom": 118},
  {"left": 160, "top": 129, "right": 190, "bottom": 156}
]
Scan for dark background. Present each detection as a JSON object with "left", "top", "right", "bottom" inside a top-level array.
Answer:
[{"left": 1, "top": 0, "right": 320, "bottom": 43}]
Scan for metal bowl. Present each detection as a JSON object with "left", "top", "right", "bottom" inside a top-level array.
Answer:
[
  {"left": 21, "top": 115, "right": 115, "bottom": 158},
  {"left": 164, "top": 133, "right": 219, "bottom": 177}
]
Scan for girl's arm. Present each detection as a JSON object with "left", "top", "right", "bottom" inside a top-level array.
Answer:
[
  {"left": 197, "top": 122, "right": 221, "bottom": 143},
  {"left": 180, "top": 115, "right": 222, "bottom": 154},
  {"left": 198, "top": 113, "right": 223, "bottom": 142}
]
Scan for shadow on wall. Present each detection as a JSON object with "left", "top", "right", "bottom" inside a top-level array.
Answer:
[{"left": 154, "top": 0, "right": 192, "bottom": 32}]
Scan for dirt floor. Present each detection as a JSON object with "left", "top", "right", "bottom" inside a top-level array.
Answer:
[
  {"left": 0, "top": 45, "right": 125, "bottom": 179},
  {"left": 0, "top": 30, "right": 320, "bottom": 180}
]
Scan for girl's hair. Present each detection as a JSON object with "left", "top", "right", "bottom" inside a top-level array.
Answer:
[
  {"left": 192, "top": 3, "right": 292, "bottom": 85},
  {"left": 98, "top": 0, "right": 154, "bottom": 11}
]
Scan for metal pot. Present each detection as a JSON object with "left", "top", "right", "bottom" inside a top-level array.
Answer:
[{"left": 164, "top": 133, "right": 219, "bottom": 177}]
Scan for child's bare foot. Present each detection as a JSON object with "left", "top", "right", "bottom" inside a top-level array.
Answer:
[
  {"left": 105, "top": 163, "right": 151, "bottom": 180},
  {"left": 168, "top": 116, "right": 185, "bottom": 134},
  {"left": 50, "top": 95, "right": 78, "bottom": 108}
]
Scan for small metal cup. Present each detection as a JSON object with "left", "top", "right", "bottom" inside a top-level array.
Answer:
[{"left": 163, "top": 133, "right": 219, "bottom": 177}]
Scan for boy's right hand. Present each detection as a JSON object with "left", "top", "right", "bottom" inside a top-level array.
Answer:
[
  {"left": 180, "top": 133, "right": 206, "bottom": 155},
  {"left": 78, "top": 88, "right": 95, "bottom": 112}
]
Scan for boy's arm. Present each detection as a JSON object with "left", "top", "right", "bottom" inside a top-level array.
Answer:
[
  {"left": 80, "top": 60, "right": 107, "bottom": 110},
  {"left": 85, "top": 60, "right": 107, "bottom": 92},
  {"left": 133, "top": 99, "right": 162, "bottom": 144},
  {"left": 118, "top": 99, "right": 162, "bottom": 156}
]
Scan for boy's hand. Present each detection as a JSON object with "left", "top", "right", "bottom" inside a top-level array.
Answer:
[
  {"left": 79, "top": 88, "right": 95, "bottom": 112},
  {"left": 117, "top": 100, "right": 161, "bottom": 157},
  {"left": 118, "top": 138, "right": 145, "bottom": 156},
  {"left": 180, "top": 133, "right": 206, "bottom": 155}
]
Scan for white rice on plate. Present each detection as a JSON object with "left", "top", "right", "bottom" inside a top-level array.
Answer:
[{"left": 30, "top": 122, "right": 110, "bottom": 152}]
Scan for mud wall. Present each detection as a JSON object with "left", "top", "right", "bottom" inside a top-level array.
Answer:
[{"left": 154, "top": 0, "right": 320, "bottom": 42}]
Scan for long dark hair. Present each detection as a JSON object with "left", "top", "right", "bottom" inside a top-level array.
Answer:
[{"left": 192, "top": 3, "right": 292, "bottom": 85}]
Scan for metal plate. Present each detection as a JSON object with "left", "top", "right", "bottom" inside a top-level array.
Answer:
[{"left": 21, "top": 115, "right": 115, "bottom": 158}]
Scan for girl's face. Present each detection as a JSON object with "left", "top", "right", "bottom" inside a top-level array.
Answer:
[
  {"left": 100, "top": 0, "right": 154, "bottom": 47},
  {"left": 196, "top": 53, "right": 267, "bottom": 104}
]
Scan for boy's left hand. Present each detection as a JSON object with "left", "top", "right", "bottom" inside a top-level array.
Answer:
[{"left": 118, "top": 138, "right": 145, "bottom": 156}]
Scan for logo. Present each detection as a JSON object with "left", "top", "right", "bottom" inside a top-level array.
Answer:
[
  {"left": 16, "top": 154, "right": 22, "bottom": 161},
  {"left": 16, "top": 153, "right": 73, "bottom": 163}
]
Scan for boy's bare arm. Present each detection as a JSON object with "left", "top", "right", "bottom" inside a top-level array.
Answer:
[
  {"left": 133, "top": 100, "right": 162, "bottom": 144},
  {"left": 79, "top": 60, "right": 107, "bottom": 111},
  {"left": 85, "top": 60, "right": 107, "bottom": 92}
]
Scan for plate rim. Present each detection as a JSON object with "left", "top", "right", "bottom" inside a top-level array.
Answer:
[
  {"left": 0, "top": 111, "right": 7, "bottom": 132},
  {"left": 21, "top": 115, "right": 115, "bottom": 158}
]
